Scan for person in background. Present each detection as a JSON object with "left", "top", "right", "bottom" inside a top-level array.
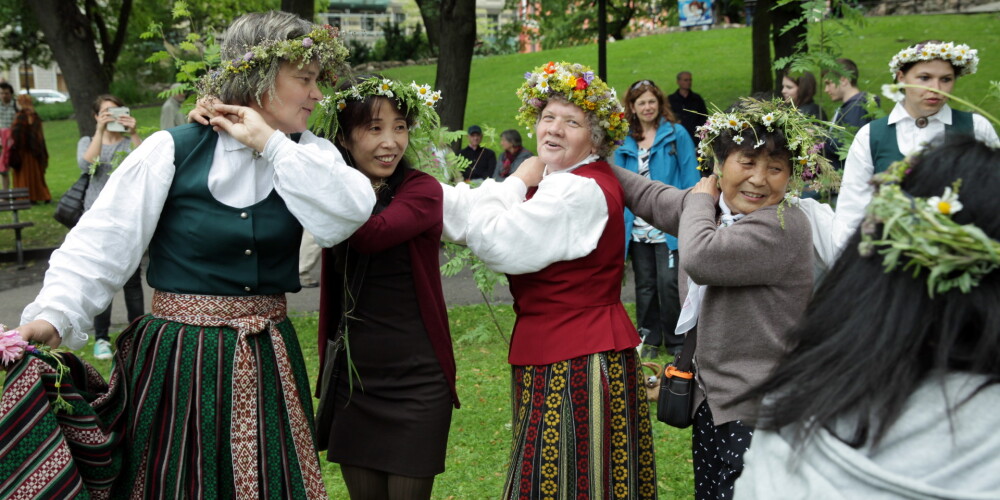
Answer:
[
  {"left": 5, "top": 11, "right": 371, "bottom": 498},
  {"left": 159, "top": 82, "right": 187, "bottom": 130},
  {"left": 736, "top": 136, "right": 1000, "bottom": 500},
  {"left": 614, "top": 79, "right": 699, "bottom": 359},
  {"left": 668, "top": 71, "right": 709, "bottom": 145},
  {"left": 0, "top": 82, "right": 16, "bottom": 189},
  {"left": 9, "top": 94, "right": 52, "bottom": 203},
  {"left": 312, "top": 76, "right": 458, "bottom": 500},
  {"left": 459, "top": 124, "right": 496, "bottom": 181},
  {"left": 830, "top": 40, "right": 997, "bottom": 257},
  {"left": 493, "top": 129, "right": 532, "bottom": 181},
  {"left": 781, "top": 71, "right": 826, "bottom": 120},
  {"left": 77, "top": 94, "right": 144, "bottom": 360},
  {"left": 823, "top": 58, "right": 880, "bottom": 170}
]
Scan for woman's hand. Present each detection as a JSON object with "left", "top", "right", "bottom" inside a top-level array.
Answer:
[
  {"left": 208, "top": 103, "right": 276, "bottom": 153},
  {"left": 187, "top": 97, "right": 222, "bottom": 126},
  {"left": 511, "top": 156, "right": 545, "bottom": 188},
  {"left": 17, "top": 320, "right": 61, "bottom": 349},
  {"left": 691, "top": 174, "right": 721, "bottom": 204},
  {"left": 118, "top": 114, "right": 137, "bottom": 133},
  {"left": 95, "top": 109, "right": 116, "bottom": 133}
]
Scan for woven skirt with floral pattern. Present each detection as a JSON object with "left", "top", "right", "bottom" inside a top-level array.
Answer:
[{"left": 503, "top": 348, "right": 658, "bottom": 499}]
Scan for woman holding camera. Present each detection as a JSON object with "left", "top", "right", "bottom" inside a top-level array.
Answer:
[{"left": 76, "top": 94, "right": 144, "bottom": 360}]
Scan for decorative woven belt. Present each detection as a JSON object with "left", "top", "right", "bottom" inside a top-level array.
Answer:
[{"left": 151, "top": 290, "right": 326, "bottom": 499}]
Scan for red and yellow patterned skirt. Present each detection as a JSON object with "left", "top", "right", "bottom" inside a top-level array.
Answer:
[{"left": 504, "top": 348, "right": 658, "bottom": 499}]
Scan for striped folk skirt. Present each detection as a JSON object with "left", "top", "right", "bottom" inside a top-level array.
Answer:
[{"left": 503, "top": 349, "right": 658, "bottom": 499}]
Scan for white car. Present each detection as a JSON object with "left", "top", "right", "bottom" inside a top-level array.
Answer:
[{"left": 18, "top": 88, "right": 70, "bottom": 104}]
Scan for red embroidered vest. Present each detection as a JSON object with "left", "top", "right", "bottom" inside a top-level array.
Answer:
[{"left": 507, "top": 161, "right": 640, "bottom": 365}]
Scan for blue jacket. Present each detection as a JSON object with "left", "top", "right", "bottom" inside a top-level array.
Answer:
[{"left": 613, "top": 118, "right": 699, "bottom": 253}]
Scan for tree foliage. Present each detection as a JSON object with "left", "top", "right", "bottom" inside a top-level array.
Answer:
[
  {"left": 0, "top": 0, "right": 53, "bottom": 88},
  {"left": 527, "top": 0, "right": 673, "bottom": 49}
]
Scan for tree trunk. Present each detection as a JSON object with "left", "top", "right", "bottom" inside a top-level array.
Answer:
[
  {"left": 750, "top": 0, "right": 773, "bottom": 94},
  {"left": 29, "top": 0, "right": 109, "bottom": 137},
  {"left": 433, "top": 0, "right": 475, "bottom": 146},
  {"left": 281, "top": 0, "right": 315, "bottom": 22},
  {"left": 414, "top": 0, "right": 442, "bottom": 56},
  {"left": 771, "top": 1, "right": 806, "bottom": 89}
]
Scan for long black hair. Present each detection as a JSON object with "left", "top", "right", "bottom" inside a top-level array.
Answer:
[{"left": 749, "top": 135, "right": 1000, "bottom": 448}]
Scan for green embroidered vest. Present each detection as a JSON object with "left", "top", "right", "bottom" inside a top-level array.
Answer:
[
  {"left": 146, "top": 124, "right": 302, "bottom": 295},
  {"left": 869, "top": 109, "right": 974, "bottom": 174}
]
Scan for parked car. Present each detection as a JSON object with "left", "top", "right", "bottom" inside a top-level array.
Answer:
[{"left": 18, "top": 88, "right": 70, "bottom": 104}]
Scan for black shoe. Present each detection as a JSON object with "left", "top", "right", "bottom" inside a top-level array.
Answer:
[{"left": 641, "top": 345, "right": 659, "bottom": 359}]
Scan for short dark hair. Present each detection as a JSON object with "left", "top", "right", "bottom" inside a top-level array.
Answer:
[
  {"left": 824, "top": 58, "right": 859, "bottom": 86},
  {"left": 676, "top": 71, "right": 692, "bottom": 80},
  {"left": 500, "top": 129, "right": 522, "bottom": 148},
  {"left": 92, "top": 94, "right": 125, "bottom": 115},
  {"left": 749, "top": 135, "right": 1000, "bottom": 449},
  {"left": 0, "top": 82, "right": 13, "bottom": 93}
]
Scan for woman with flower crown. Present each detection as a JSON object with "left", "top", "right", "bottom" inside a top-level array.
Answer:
[
  {"left": 831, "top": 40, "right": 998, "bottom": 255},
  {"left": 1, "top": 11, "right": 374, "bottom": 499},
  {"left": 308, "top": 76, "right": 457, "bottom": 500},
  {"left": 442, "top": 61, "right": 658, "bottom": 499},
  {"left": 735, "top": 135, "right": 1000, "bottom": 499},
  {"left": 613, "top": 97, "right": 838, "bottom": 500}
]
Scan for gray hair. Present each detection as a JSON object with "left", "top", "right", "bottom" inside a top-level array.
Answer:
[
  {"left": 218, "top": 11, "right": 313, "bottom": 106},
  {"left": 539, "top": 95, "right": 613, "bottom": 158},
  {"left": 500, "top": 129, "right": 522, "bottom": 148}
]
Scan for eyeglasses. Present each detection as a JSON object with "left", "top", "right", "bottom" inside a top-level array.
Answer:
[{"left": 630, "top": 80, "right": 655, "bottom": 90}]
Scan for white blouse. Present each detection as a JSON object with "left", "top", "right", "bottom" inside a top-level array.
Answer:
[
  {"left": 443, "top": 156, "right": 610, "bottom": 275},
  {"left": 831, "top": 103, "right": 999, "bottom": 256},
  {"left": 23, "top": 129, "right": 376, "bottom": 349}
]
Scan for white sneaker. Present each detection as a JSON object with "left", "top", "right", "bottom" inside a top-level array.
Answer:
[{"left": 93, "top": 339, "right": 113, "bottom": 360}]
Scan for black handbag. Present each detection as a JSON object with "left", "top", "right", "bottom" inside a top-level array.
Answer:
[
  {"left": 53, "top": 173, "right": 89, "bottom": 228},
  {"left": 656, "top": 327, "right": 697, "bottom": 428},
  {"left": 314, "top": 247, "right": 369, "bottom": 450}
]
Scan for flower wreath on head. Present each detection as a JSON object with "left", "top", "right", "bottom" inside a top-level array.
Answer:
[
  {"left": 197, "top": 24, "right": 350, "bottom": 100},
  {"left": 312, "top": 77, "right": 443, "bottom": 165},
  {"left": 889, "top": 41, "right": 979, "bottom": 78},
  {"left": 694, "top": 97, "right": 840, "bottom": 197},
  {"left": 860, "top": 156, "right": 1000, "bottom": 296},
  {"left": 516, "top": 61, "right": 628, "bottom": 146}
]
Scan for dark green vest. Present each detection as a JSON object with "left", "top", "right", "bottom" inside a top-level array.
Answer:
[
  {"left": 146, "top": 124, "right": 302, "bottom": 295},
  {"left": 869, "top": 109, "right": 974, "bottom": 174}
]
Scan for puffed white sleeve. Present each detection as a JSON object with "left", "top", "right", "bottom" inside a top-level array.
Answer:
[
  {"left": 832, "top": 123, "right": 874, "bottom": 255},
  {"left": 466, "top": 174, "right": 608, "bottom": 275},
  {"left": 439, "top": 180, "right": 491, "bottom": 244},
  {"left": 265, "top": 131, "right": 376, "bottom": 247},
  {"left": 21, "top": 131, "right": 177, "bottom": 350},
  {"left": 973, "top": 113, "right": 999, "bottom": 147},
  {"left": 795, "top": 197, "right": 838, "bottom": 274}
]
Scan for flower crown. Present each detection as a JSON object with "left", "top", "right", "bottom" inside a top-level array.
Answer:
[
  {"left": 859, "top": 158, "right": 1000, "bottom": 296},
  {"left": 694, "top": 98, "right": 840, "bottom": 196},
  {"left": 312, "top": 77, "right": 442, "bottom": 140},
  {"left": 517, "top": 61, "right": 627, "bottom": 146},
  {"left": 889, "top": 41, "right": 979, "bottom": 78},
  {"left": 198, "top": 24, "right": 350, "bottom": 99}
]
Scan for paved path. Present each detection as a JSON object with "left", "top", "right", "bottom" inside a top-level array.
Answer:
[{"left": 0, "top": 250, "right": 637, "bottom": 331}]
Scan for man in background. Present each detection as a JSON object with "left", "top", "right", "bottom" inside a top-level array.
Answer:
[
  {"left": 667, "top": 71, "right": 708, "bottom": 146},
  {"left": 159, "top": 83, "right": 187, "bottom": 130},
  {"left": 824, "top": 58, "right": 879, "bottom": 170},
  {"left": 0, "top": 82, "right": 17, "bottom": 189},
  {"left": 459, "top": 125, "right": 496, "bottom": 182}
]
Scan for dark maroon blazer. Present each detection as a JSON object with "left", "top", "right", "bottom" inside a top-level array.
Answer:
[{"left": 317, "top": 169, "right": 459, "bottom": 408}]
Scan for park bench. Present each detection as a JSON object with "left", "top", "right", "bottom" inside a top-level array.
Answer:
[{"left": 0, "top": 188, "right": 34, "bottom": 269}]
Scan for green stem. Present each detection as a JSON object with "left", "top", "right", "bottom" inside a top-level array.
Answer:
[{"left": 898, "top": 83, "right": 1000, "bottom": 126}]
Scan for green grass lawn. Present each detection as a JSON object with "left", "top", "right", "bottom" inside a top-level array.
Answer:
[{"left": 1, "top": 303, "right": 695, "bottom": 499}]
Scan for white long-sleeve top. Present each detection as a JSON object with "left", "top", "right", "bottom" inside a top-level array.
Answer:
[
  {"left": 831, "top": 103, "right": 999, "bottom": 254},
  {"left": 445, "top": 156, "right": 609, "bottom": 275},
  {"left": 23, "top": 129, "right": 375, "bottom": 349}
]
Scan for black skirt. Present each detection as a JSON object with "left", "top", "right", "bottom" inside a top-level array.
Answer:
[{"left": 323, "top": 242, "right": 453, "bottom": 478}]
